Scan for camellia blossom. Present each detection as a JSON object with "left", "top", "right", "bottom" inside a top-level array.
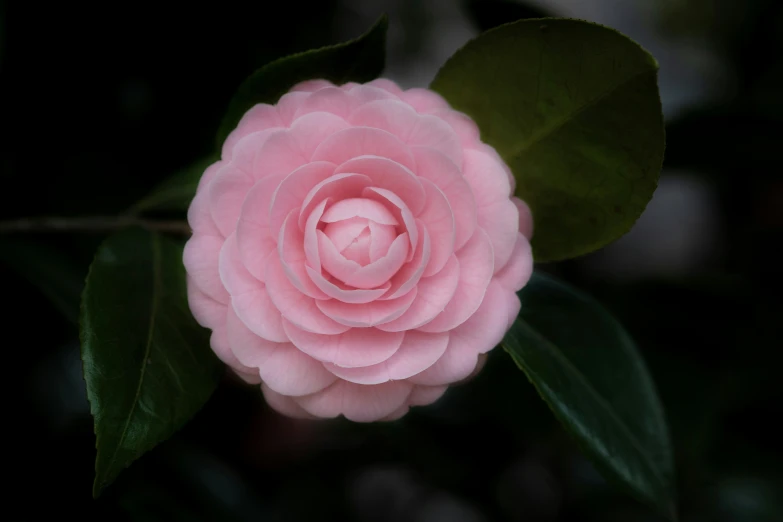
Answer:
[{"left": 184, "top": 78, "right": 534, "bottom": 421}]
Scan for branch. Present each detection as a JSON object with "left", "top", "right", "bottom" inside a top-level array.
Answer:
[{"left": 0, "top": 216, "right": 191, "bottom": 235}]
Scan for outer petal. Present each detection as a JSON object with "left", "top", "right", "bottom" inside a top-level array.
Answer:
[
  {"left": 282, "top": 320, "right": 404, "bottom": 367},
  {"left": 495, "top": 233, "right": 533, "bottom": 292},
  {"left": 278, "top": 210, "right": 329, "bottom": 299},
  {"left": 231, "top": 266, "right": 289, "bottom": 343},
  {"left": 262, "top": 384, "right": 316, "bottom": 419},
  {"left": 417, "top": 229, "right": 494, "bottom": 333},
  {"left": 289, "top": 111, "right": 350, "bottom": 159},
  {"left": 311, "top": 127, "right": 416, "bottom": 172},
  {"left": 290, "top": 79, "right": 335, "bottom": 93},
  {"left": 323, "top": 330, "right": 449, "bottom": 384},
  {"left": 187, "top": 185, "right": 221, "bottom": 238},
  {"left": 236, "top": 174, "right": 284, "bottom": 282},
  {"left": 293, "top": 380, "right": 414, "bottom": 422},
  {"left": 513, "top": 196, "right": 535, "bottom": 240},
  {"left": 408, "top": 385, "right": 448, "bottom": 406},
  {"left": 186, "top": 278, "right": 226, "bottom": 328},
  {"left": 265, "top": 255, "right": 350, "bottom": 335},
  {"left": 221, "top": 104, "right": 284, "bottom": 159},
  {"left": 218, "top": 233, "right": 260, "bottom": 297},
  {"left": 276, "top": 91, "right": 309, "bottom": 125},
  {"left": 183, "top": 235, "right": 229, "bottom": 303},
  {"left": 412, "top": 147, "right": 477, "bottom": 250},
  {"left": 400, "top": 88, "right": 449, "bottom": 113},
  {"left": 207, "top": 165, "right": 253, "bottom": 237},
  {"left": 293, "top": 86, "right": 354, "bottom": 119},
  {"left": 209, "top": 323, "right": 261, "bottom": 383},
  {"left": 463, "top": 149, "right": 518, "bottom": 271},
  {"left": 270, "top": 161, "right": 336, "bottom": 233},
  {"left": 408, "top": 280, "right": 511, "bottom": 386},
  {"left": 366, "top": 78, "right": 404, "bottom": 96},
  {"left": 417, "top": 178, "right": 455, "bottom": 277},
  {"left": 428, "top": 108, "right": 480, "bottom": 148},
  {"left": 316, "top": 286, "right": 417, "bottom": 327},
  {"left": 333, "top": 155, "right": 426, "bottom": 215},
  {"left": 376, "top": 255, "right": 459, "bottom": 332}
]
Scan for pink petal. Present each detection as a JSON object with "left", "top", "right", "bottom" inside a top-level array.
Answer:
[
  {"left": 218, "top": 233, "right": 261, "bottom": 296},
  {"left": 406, "top": 332, "right": 480, "bottom": 386},
  {"left": 311, "top": 127, "right": 416, "bottom": 172},
  {"left": 318, "top": 231, "right": 409, "bottom": 289},
  {"left": 349, "top": 99, "right": 419, "bottom": 141},
  {"left": 428, "top": 108, "right": 480, "bottom": 148},
  {"left": 304, "top": 199, "right": 328, "bottom": 271},
  {"left": 323, "top": 217, "right": 372, "bottom": 251},
  {"left": 410, "top": 280, "right": 512, "bottom": 386},
  {"left": 477, "top": 142, "right": 516, "bottom": 193},
  {"left": 376, "top": 255, "right": 459, "bottom": 332},
  {"left": 234, "top": 130, "right": 307, "bottom": 181},
  {"left": 417, "top": 179, "right": 455, "bottom": 277},
  {"left": 369, "top": 221, "right": 397, "bottom": 262},
  {"left": 290, "top": 111, "right": 350, "bottom": 159},
  {"left": 412, "top": 146, "right": 477, "bottom": 250},
  {"left": 236, "top": 174, "right": 284, "bottom": 282},
  {"left": 417, "top": 229, "right": 494, "bottom": 333},
  {"left": 503, "top": 290, "right": 522, "bottom": 330},
  {"left": 230, "top": 128, "right": 279, "bottom": 175},
  {"left": 262, "top": 384, "right": 317, "bottom": 419},
  {"left": 276, "top": 91, "right": 309, "bottom": 125},
  {"left": 221, "top": 104, "right": 284, "bottom": 159},
  {"left": 495, "top": 233, "right": 533, "bottom": 292},
  {"left": 363, "top": 187, "right": 418, "bottom": 260},
  {"left": 323, "top": 330, "right": 449, "bottom": 384},
  {"left": 183, "top": 234, "right": 229, "bottom": 303},
  {"left": 334, "top": 155, "right": 426, "bottom": 215},
  {"left": 381, "top": 407, "right": 410, "bottom": 421},
  {"left": 209, "top": 319, "right": 258, "bottom": 377},
  {"left": 347, "top": 84, "right": 398, "bottom": 106},
  {"left": 513, "top": 197, "right": 534, "bottom": 240},
  {"left": 407, "top": 114, "right": 463, "bottom": 169},
  {"left": 316, "top": 287, "right": 418, "bottom": 327},
  {"left": 366, "top": 78, "right": 404, "bottom": 96},
  {"left": 293, "top": 87, "right": 354, "bottom": 119},
  {"left": 462, "top": 149, "right": 518, "bottom": 272},
  {"left": 231, "top": 268, "right": 289, "bottom": 343},
  {"left": 306, "top": 266, "right": 390, "bottom": 304},
  {"left": 187, "top": 187, "right": 222, "bottom": 238},
  {"left": 207, "top": 164, "right": 253, "bottom": 236},
  {"left": 186, "top": 277, "right": 226, "bottom": 328},
  {"left": 197, "top": 161, "right": 224, "bottom": 191},
  {"left": 278, "top": 210, "right": 328, "bottom": 300},
  {"left": 400, "top": 88, "right": 450, "bottom": 113},
  {"left": 259, "top": 344, "right": 337, "bottom": 396},
  {"left": 408, "top": 385, "right": 448, "bottom": 406},
  {"left": 381, "top": 221, "right": 430, "bottom": 300},
  {"left": 282, "top": 320, "right": 404, "bottom": 367},
  {"left": 293, "top": 380, "right": 414, "bottom": 422},
  {"left": 225, "top": 303, "right": 277, "bottom": 365},
  {"left": 265, "top": 255, "right": 351, "bottom": 335},
  {"left": 270, "top": 161, "right": 336, "bottom": 233},
  {"left": 321, "top": 197, "right": 399, "bottom": 225},
  {"left": 297, "top": 172, "right": 372, "bottom": 229},
  {"left": 290, "top": 79, "right": 335, "bottom": 93}
]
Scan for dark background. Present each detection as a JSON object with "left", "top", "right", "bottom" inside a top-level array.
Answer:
[{"left": 2, "top": 0, "right": 782, "bottom": 520}]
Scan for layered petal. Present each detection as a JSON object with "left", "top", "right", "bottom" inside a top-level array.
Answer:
[{"left": 294, "top": 380, "right": 414, "bottom": 422}]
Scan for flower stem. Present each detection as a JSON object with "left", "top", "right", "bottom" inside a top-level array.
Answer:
[{"left": 0, "top": 216, "right": 191, "bottom": 235}]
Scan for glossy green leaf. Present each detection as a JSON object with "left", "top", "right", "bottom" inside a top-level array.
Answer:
[
  {"left": 216, "top": 14, "right": 388, "bottom": 147},
  {"left": 129, "top": 156, "right": 217, "bottom": 214},
  {"left": 503, "top": 272, "right": 675, "bottom": 518},
  {"left": 431, "top": 19, "right": 664, "bottom": 261},
  {"left": 80, "top": 228, "right": 222, "bottom": 497}
]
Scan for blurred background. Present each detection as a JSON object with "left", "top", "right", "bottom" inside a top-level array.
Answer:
[{"left": 2, "top": 0, "right": 782, "bottom": 520}]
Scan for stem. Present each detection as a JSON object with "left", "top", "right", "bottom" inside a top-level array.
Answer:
[{"left": 0, "top": 216, "right": 191, "bottom": 235}]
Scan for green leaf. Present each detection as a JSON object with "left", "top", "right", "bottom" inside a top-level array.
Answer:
[
  {"left": 129, "top": 156, "right": 217, "bottom": 214},
  {"left": 216, "top": 14, "right": 388, "bottom": 147},
  {"left": 503, "top": 272, "right": 676, "bottom": 518},
  {"left": 464, "top": 0, "right": 556, "bottom": 32},
  {"left": 0, "top": 238, "right": 85, "bottom": 324},
  {"left": 80, "top": 228, "right": 222, "bottom": 497},
  {"left": 431, "top": 19, "right": 664, "bottom": 261}
]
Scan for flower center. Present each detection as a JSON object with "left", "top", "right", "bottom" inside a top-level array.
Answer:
[{"left": 320, "top": 198, "right": 399, "bottom": 268}]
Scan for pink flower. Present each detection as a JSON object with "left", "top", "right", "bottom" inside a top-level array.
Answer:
[{"left": 184, "top": 79, "right": 534, "bottom": 421}]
